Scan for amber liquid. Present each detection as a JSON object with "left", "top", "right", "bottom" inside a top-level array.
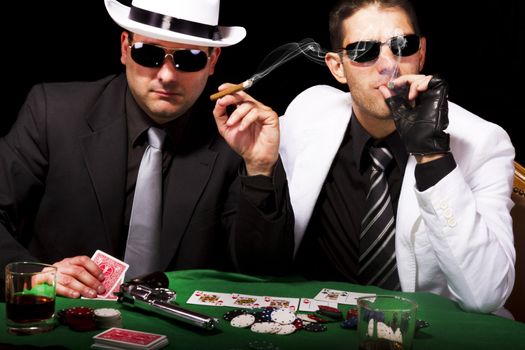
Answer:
[
  {"left": 6, "top": 294, "right": 55, "bottom": 323},
  {"left": 359, "top": 339, "right": 404, "bottom": 350}
]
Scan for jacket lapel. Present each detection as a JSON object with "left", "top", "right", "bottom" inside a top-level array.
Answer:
[
  {"left": 396, "top": 156, "right": 420, "bottom": 291},
  {"left": 81, "top": 76, "right": 128, "bottom": 252},
  {"left": 159, "top": 144, "right": 217, "bottom": 270}
]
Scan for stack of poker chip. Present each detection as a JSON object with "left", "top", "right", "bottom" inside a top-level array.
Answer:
[
  {"left": 223, "top": 307, "right": 329, "bottom": 335},
  {"left": 63, "top": 307, "right": 97, "bottom": 331},
  {"left": 58, "top": 307, "right": 122, "bottom": 331},
  {"left": 93, "top": 308, "right": 123, "bottom": 329}
]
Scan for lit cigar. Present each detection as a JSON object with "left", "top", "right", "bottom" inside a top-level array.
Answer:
[{"left": 210, "top": 79, "right": 254, "bottom": 101}]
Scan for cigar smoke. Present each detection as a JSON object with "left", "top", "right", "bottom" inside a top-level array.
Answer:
[{"left": 210, "top": 38, "right": 327, "bottom": 101}]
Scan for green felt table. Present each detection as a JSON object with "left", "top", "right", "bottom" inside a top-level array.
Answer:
[{"left": 1, "top": 269, "right": 524, "bottom": 349}]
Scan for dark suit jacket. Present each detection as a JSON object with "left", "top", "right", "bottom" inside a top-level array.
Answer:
[{"left": 0, "top": 74, "right": 294, "bottom": 281}]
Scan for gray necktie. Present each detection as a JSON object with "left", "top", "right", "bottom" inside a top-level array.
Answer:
[
  {"left": 358, "top": 146, "right": 400, "bottom": 290},
  {"left": 124, "top": 127, "right": 166, "bottom": 278}
]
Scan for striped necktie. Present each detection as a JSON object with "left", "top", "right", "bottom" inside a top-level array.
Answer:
[
  {"left": 124, "top": 127, "right": 166, "bottom": 278},
  {"left": 358, "top": 146, "right": 400, "bottom": 290}
]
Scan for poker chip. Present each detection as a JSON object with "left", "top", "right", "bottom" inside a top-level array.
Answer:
[
  {"left": 303, "top": 323, "right": 327, "bottom": 332},
  {"left": 317, "top": 305, "right": 340, "bottom": 314},
  {"left": 306, "top": 314, "right": 329, "bottom": 323},
  {"left": 340, "top": 316, "right": 358, "bottom": 329},
  {"left": 93, "top": 308, "right": 122, "bottom": 329},
  {"left": 270, "top": 308, "right": 296, "bottom": 325},
  {"left": 250, "top": 322, "right": 280, "bottom": 334},
  {"left": 230, "top": 314, "right": 256, "bottom": 328},
  {"left": 225, "top": 306, "right": 330, "bottom": 337},
  {"left": 292, "top": 318, "right": 304, "bottom": 330},
  {"left": 416, "top": 319, "right": 430, "bottom": 331},
  {"left": 316, "top": 305, "right": 342, "bottom": 320},
  {"left": 346, "top": 308, "right": 358, "bottom": 320},
  {"left": 275, "top": 324, "right": 296, "bottom": 335},
  {"left": 57, "top": 309, "right": 68, "bottom": 325},
  {"left": 65, "top": 307, "right": 97, "bottom": 331},
  {"left": 296, "top": 313, "right": 316, "bottom": 323},
  {"left": 223, "top": 309, "right": 246, "bottom": 321}
]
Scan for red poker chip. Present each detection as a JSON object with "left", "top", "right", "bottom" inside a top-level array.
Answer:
[
  {"left": 317, "top": 305, "right": 340, "bottom": 313},
  {"left": 346, "top": 308, "right": 358, "bottom": 320},
  {"left": 307, "top": 314, "right": 329, "bottom": 323},
  {"left": 65, "top": 307, "right": 97, "bottom": 331}
]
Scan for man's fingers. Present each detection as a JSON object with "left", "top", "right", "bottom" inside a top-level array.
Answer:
[
  {"left": 52, "top": 256, "right": 106, "bottom": 298},
  {"left": 67, "top": 255, "right": 104, "bottom": 281},
  {"left": 57, "top": 273, "right": 97, "bottom": 298}
]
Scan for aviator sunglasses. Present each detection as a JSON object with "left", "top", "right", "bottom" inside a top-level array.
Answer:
[
  {"left": 130, "top": 42, "right": 209, "bottom": 72},
  {"left": 343, "top": 34, "right": 420, "bottom": 63}
]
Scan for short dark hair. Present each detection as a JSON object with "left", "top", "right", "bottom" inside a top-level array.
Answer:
[{"left": 328, "top": 0, "right": 420, "bottom": 50}]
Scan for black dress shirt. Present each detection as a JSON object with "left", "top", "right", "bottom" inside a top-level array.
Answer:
[{"left": 294, "top": 113, "right": 455, "bottom": 283}]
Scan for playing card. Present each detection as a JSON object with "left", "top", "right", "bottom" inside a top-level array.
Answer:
[
  {"left": 226, "top": 293, "right": 265, "bottom": 309},
  {"left": 298, "top": 298, "right": 338, "bottom": 312},
  {"left": 92, "top": 327, "right": 168, "bottom": 350},
  {"left": 342, "top": 292, "right": 376, "bottom": 305},
  {"left": 262, "top": 296, "right": 300, "bottom": 311},
  {"left": 314, "top": 288, "right": 376, "bottom": 305},
  {"left": 91, "top": 250, "right": 129, "bottom": 298},
  {"left": 186, "top": 290, "right": 231, "bottom": 307},
  {"left": 313, "top": 288, "right": 345, "bottom": 302}
]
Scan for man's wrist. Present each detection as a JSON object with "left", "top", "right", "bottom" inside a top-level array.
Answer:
[{"left": 415, "top": 153, "right": 447, "bottom": 164}]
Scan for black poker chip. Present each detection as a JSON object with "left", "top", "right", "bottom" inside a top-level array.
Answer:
[
  {"left": 293, "top": 318, "right": 304, "bottom": 330},
  {"left": 416, "top": 319, "right": 430, "bottom": 331},
  {"left": 57, "top": 309, "right": 68, "bottom": 325},
  {"left": 223, "top": 309, "right": 246, "bottom": 321},
  {"left": 303, "top": 323, "right": 327, "bottom": 332}
]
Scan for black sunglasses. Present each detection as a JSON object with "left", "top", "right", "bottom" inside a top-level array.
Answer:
[
  {"left": 342, "top": 34, "right": 420, "bottom": 63},
  {"left": 129, "top": 42, "right": 209, "bottom": 72}
]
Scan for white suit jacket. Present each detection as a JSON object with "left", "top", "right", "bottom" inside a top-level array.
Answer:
[{"left": 280, "top": 85, "right": 516, "bottom": 313}]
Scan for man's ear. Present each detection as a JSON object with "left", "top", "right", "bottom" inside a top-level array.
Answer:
[
  {"left": 325, "top": 52, "right": 347, "bottom": 84},
  {"left": 208, "top": 47, "right": 221, "bottom": 76},
  {"left": 418, "top": 36, "right": 427, "bottom": 72},
  {"left": 120, "top": 31, "right": 130, "bottom": 65}
]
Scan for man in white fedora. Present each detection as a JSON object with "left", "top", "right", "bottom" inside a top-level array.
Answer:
[{"left": 0, "top": 0, "right": 294, "bottom": 298}]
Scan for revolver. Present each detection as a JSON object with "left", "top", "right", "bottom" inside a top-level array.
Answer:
[{"left": 115, "top": 271, "right": 218, "bottom": 330}]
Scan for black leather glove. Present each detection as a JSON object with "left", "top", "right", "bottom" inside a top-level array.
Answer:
[{"left": 385, "top": 76, "right": 450, "bottom": 155}]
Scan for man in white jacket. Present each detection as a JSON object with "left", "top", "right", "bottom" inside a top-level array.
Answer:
[{"left": 279, "top": 0, "right": 515, "bottom": 314}]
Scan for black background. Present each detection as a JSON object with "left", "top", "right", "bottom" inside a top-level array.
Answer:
[{"left": 4, "top": 0, "right": 524, "bottom": 162}]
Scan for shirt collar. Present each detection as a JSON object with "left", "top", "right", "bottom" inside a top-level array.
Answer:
[
  {"left": 126, "top": 88, "right": 190, "bottom": 149},
  {"left": 350, "top": 111, "right": 408, "bottom": 173}
]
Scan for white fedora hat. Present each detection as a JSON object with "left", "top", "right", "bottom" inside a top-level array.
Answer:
[{"left": 104, "top": 0, "right": 246, "bottom": 47}]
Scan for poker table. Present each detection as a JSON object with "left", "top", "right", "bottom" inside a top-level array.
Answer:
[{"left": 1, "top": 269, "right": 524, "bottom": 349}]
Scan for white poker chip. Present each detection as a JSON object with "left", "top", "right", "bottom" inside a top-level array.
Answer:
[
  {"left": 94, "top": 308, "right": 122, "bottom": 329},
  {"left": 270, "top": 323, "right": 282, "bottom": 334},
  {"left": 94, "top": 308, "right": 121, "bottom": 319},
  {"left": 270, "top": 308, "right": 296, "bottom": 325},
  {"left": 276, "top": 324, "right": 296, "bottom": 335},
  {"left": 250, "top": 322, "right": 279, "bottom": 334},
  {"left": 230, "top": 314, "right": 256, "bottom": 328}
]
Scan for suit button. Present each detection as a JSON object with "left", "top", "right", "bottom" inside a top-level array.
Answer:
[
  {"left": 447, "top": 218, "right": 457, "bottom": 227},
  {"left": 440, "top": 201, "right": 448, "bottom": 210},
  {"left": 444, "top": 208, "right": 453, "bottom": 218}
]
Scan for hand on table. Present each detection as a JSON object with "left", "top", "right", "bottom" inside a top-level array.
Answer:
[
  {"left": 213, "top": 83, "right": 280, "bottom": 177},
  {"left": 52, "top": 256, "right": 106, "bottom": 298}
]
